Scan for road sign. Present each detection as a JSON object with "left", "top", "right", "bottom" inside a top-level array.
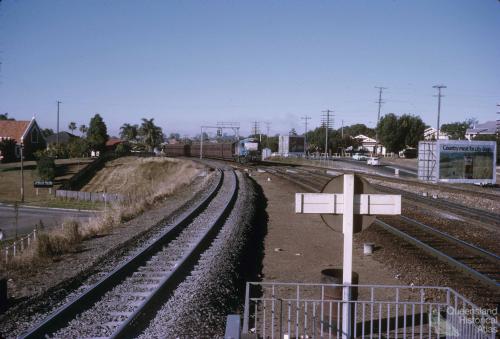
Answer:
[
  {"left": 295, "top": 174, "right": 401, "bottom": 338},
  {"left": 33, "top": 181, "right": 53, "bottom": 188}
]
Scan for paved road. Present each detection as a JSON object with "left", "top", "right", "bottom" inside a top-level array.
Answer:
[{"left": 0, "top": 204, "right": 98, "bottom": 240}]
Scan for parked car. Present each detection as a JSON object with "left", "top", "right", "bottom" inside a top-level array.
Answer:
[
  {"left": 367, "top": 157, "right": 381, "bottom": 166},
  {"left": 352, "top": 153, "right": 367, "bottom": 161}
]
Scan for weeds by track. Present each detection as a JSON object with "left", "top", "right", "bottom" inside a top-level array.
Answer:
[{"left": 21, "top": 168, "right": 239, "bottom": 338}]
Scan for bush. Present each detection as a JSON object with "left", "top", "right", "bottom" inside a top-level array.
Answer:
[
  {"left": 37, "top": 156, "right": 56, "bottom": 180},
  {"left": 62, "top": 220, "right": 81, "bottom": 244},
  {"left": 0, "top": 139, "right": 17, "bottom": 163},
  {"left": 115, "top": 142, "right": 131, "bottom": 156},
  {"left": 36, "top": 233, "right": 71, "bottom": 257}
]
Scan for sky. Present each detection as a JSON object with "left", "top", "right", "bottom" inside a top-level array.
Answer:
[{"left": 0, "top": 0, "right": 499, "bottom": 138}]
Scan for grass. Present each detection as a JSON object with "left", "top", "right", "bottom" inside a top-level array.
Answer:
[
  {"left": 24, "top": 199, "right": 103, "bottom": 210},
  {"left": 3, "top": 157, "right": 206, "bottom": 266},
  {"left": 0, "top": 158, "right": 93, "bottom": 204}
]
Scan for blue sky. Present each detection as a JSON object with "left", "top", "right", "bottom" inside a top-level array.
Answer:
[{"left": 0, "top": 1, "right": 499, "bottom": 137}]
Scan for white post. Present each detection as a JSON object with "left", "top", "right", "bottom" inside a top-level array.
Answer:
[{"left": 342, "top": 174, "right": 354, "bottom": 338}]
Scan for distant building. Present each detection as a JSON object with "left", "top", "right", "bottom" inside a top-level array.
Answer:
[
  {"left": 353, "top": 134, "right": 386, "bottom": 155},
  {"left": 278, "top": 135, "right": 304, "bottom": 157},
  {"left": 105, "top": 138, "right": 123, "bottom": 151},
  {"left": 424, "top": 127, "right": 449, "bottom": 140},
  {"left": 45, "top": 131, "right": 78, "bottom": 148},
  {"left": 0, "top": 118, "right": 46, "bottom": 161},
  {"left": 465, "top": 121, "right": 496, "bottom": 140}
]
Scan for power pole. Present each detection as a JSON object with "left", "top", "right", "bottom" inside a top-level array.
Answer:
[
  {"left": 251, "top": 121, "right": 261, "bottom": 142},
  {"left": 433, "top": 85, "right": 446, "bottom": 140},
  {"left": 56, "top": 100, "right": 62, "bottom": 146},
  {"left": 300, "top": 116, "right": 311, "bottom": 155},
  {"left": 264, "top": 121, "right": 271, "bottom": 148},
  {"left": 322, "top": 109, "right": 334, "bottom": 158},
  {"left": 496, "top": 103, "right": 500, "bottom": 135},
  {"left": 374, "top": 86, "right": 387, "bottom": 155}
]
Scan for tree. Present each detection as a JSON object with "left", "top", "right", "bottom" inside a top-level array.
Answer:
[
  {"left": 0, "top": 139, "right": 17, "bottom": 162},
  {"left": 139, "top": 118, "right": 163, "bottom": 152},
  {"left": 87, "top": 114, "right": 109, "bottom": 153},
  {"left": 289, "top": 128, "right": 298, "bottom": 136},
  {"left": 341, "top": 124, "right": 375, "bottom": 138},
  {"left": 440, "top": 119, "right": 475, "bottom": 140},
  {"left": 119, "top": 123, "right": 138, "bottom": 141},
  {"left": 168, "top": 132, "right": 181, "bottom": 141},
  {"left": 68, "top": 122, "right": 77, "bottom": 134},
  {"left": 115, "top": 142, "right": 131, "bottom": 156},
  {"left": 79, "top": 124, "right": 88, "bottom": 137},
  {"left": 37, "top": 156, "right": 56, "bottom": 181},
  {"left": 0, "top": 113, "right": 14, "bottom": 120},
  {"left": 376, "top": 113, "right": 401, "bottom": 152},
  {"left": 377, "top": 113, "right": 426, "bottom": 152},
  {"left": 68, "top": 138, "right": 89, "bottom": 158},
  {"left": 41, "top": 128, "right": 55, "bottom": 138}
]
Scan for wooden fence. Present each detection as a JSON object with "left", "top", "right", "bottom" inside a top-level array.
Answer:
[{"left": 56, "top": 190, "right": 125, "bottom": 202}]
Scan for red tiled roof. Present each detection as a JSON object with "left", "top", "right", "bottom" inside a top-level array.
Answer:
[
  {"left": 106, "top": 138, "right": 123, "bottom": 146},
  {"left": 0, "top": 120, "right": 31, "bottom": 142}
]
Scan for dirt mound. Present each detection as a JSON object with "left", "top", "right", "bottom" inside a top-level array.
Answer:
[{"left": 82, "top": 156, "right": 204, "bottom": 197}]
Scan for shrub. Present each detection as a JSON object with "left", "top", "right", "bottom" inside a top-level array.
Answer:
[
  {"left": 115, "top": 142, "right": 131, "bottom": 156},
  {"left": 37, "top": 156, "right": 56, "bottom": 180}
]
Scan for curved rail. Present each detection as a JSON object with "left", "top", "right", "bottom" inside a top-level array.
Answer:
[
  {"left": 266, "top": 166, "right": 500, "bottom": 291},
  {"left": 21, "top": 169, "right": 236, "bottom": 338}
]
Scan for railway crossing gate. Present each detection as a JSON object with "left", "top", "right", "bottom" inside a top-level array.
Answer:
[{"left": 295, "top": 174, "right": 401, "bottom": 338}]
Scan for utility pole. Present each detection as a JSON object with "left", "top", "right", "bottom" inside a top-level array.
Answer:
[
  {"left": 56, "top": 100, "right": 62, "bottom": 146},
  {"left": 496, "top": 103, "right": 500, "bottom": 135},
  {"left": 20, "top": 144, "right": 24, "bottom": 203},
  {"left": 433, "top": 85, "right": 446, "bottom": 140},
  {"left": 251, "top": 121, "right": 261, "bottom": 142},
  {"left": 322, "top": 109, "right": 334, "bottom": 158},
  {"left": 264, "top": 121, "right": 271, "bottom": 148},
  {"left": 374, "top": 87, "right": 387, "bottom": 155},
  {"left": 300, "top": 116, "right": 311, "bottom": 155}
]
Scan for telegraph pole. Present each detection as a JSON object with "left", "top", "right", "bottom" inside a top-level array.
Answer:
[
  {"left": 251, "top": 121, "right": 261, "bottom": 142},
  {"left": 56, "top": 100, "right": 62, "bottom": 146},
  {"left": 300, "top": 116, "right": 311, "bottom": 155},
  {"left": 496, "top": 103, "right": 500, "bottom": 135},
  {"left": 433, "top": 85, "right": 446, "bottom": 140},
  {"left": 322, "top": 109, "right": 334, "bottom": 158},
  {"left": 264, "top": 121, "right": 271, "bottom": 148},
  {"left": 374, "top": 87, "right": 386, "bottom": 155}
]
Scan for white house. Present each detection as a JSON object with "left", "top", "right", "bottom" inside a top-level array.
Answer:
[
  {"left": 353, "top": 134, "right": 386, "bottom": 155},
  {"left": 424, "top": 127, "right": 449, "bottom": 140},
  {"left": 465, "top": 121, "right": 496, "bottom": 140}
]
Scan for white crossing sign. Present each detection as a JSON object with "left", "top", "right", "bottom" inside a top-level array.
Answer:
[
  {"left": 295, "top": 193, "right": 401, "bottom": 215},
  {"left": 295, "top": 174, "right": 401, "bottom": 339}
]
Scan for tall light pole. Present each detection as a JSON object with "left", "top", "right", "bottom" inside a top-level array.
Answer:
[
  {"left": 20, "top": 143, "right": 24, "bottom": 203},
  {"left": 432, "top": 85, "right": 446, "bottom": 140},
  {"left": 56, "top": 100, "right": 62, "bottom": 146}
]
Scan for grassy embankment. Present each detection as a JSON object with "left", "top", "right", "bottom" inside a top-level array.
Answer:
[
  {"left": 0, "top": 158, "right": 99, "bottom": 209},
  {"left": 7, "top": 156, "right": 205, "bottom": 266}
]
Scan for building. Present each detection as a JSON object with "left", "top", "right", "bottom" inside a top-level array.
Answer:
[
  {"left": 465, "top": 121, "right": 496, "bottom": 140},
  {"left": 424, "top": 127, "right": 449, "bottom": 140},
  {"left": 45, "top": 131, "right": 78, "bottom": 148},
  {"left": 353, "top": 135, "right": 386, "bottom": 155},
  {"left": 0, "top": 118, "right": 46, "bottom": 161},
  {"left": 278, "top": 135, "right": 305, "bottom": 157}
]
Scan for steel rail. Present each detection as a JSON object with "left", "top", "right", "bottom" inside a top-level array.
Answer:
[
  {"left": 269, "top": 168, "right": 500, "bottom": 291},
  {"left": 111, "top": 169, "right": 239, "bottom": 338},
  {"left": 21, "top": 169, "right": 226, "bottom": 339},
  {"left": 374, "top": 219, "right": 500, "bottom": 290}
]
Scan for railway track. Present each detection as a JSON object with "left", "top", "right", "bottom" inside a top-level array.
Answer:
[
  {"left": 265, "top": 167, "right": 500, "bottom": 291},
  {"left": 21, "top": 168, "right": 239, "bottom": 338}
]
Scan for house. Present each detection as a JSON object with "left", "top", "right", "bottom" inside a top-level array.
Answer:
[
  {"left": 45, "top": 131, "right": 79, "bottom": 148},
  {"left": 0, "top": 118, "right": 46, "bottom": 161},
  {"left": 353, "top": 134, "right": 386, "bottom": 155},
  {"left": 424, "top": 127, "right": 449, "bottom": 140},
  {"left": 105, "top": 138, "right": 123, "bottom": 151},
  {"left": 465, "top": 121, "right": 497, "bottom": 140}
]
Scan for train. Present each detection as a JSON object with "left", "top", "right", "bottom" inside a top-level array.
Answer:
[{"left": 163, "top": 138, "right": 261, "bottom": 163}]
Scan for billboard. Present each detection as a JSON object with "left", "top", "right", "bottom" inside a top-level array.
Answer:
[{"left": 418, "top": 140, "right": 497, "bottom": 184}]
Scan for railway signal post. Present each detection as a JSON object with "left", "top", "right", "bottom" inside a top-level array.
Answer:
[{"left": 295, "top": 174, "right": 401, "bottom": 338}]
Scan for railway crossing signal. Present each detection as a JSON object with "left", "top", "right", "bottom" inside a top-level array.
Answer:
[{"left": 295, "top": 174, "right": 401, "bottom": 338}]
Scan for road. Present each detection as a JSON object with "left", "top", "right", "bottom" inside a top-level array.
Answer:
[{"left": 0, "top": 204, "right": 98, "bottom": 240}]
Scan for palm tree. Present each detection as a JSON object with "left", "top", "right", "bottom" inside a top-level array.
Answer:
[
  {"left": 139, "top": 118, "right": 163, "bottom": 152},
  {"left": 119, "top": 123, "right": 138, "bottom": 142},
  {"left": 79, "top": 124, "right": 88, "bottom": 137},
  {"left": 68, "top": 122, "right": 77, "bottom": 135}
]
